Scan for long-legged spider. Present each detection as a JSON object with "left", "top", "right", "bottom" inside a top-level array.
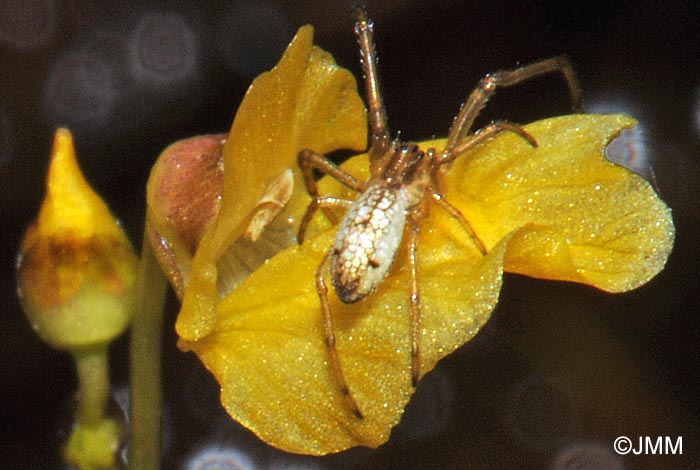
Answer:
[{"left": 296, "top": 8, "right": 583, "bottom": 418}]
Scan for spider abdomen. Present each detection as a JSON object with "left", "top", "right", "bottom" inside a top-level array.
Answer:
[{"left": 330, "top": 183, "right": 408, "bottom": 303}]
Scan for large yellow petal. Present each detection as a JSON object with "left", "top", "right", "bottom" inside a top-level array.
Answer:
[
  {"left": 183, "top": 205, "right": 507, "bottom": 454},
  {"left": 444, "top": 114, "right": 674, "bottom": 292},
  {"left": 177, "top": 25, "right": 367, "bottom": 341}
]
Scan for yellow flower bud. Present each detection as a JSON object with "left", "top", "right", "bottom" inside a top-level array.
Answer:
[{"left": 17, "top": 128, "right": 137, "bottom": 350}]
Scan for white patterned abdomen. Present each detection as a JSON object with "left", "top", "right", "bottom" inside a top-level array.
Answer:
[{"left": 330, "top": 184, "right": 408, "bottom": 303}]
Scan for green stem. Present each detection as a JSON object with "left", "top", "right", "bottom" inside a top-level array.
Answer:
[
  {"left": 129, "top": 226, "right": 168, "bottom": 470},
  {"left": 73, "top": 345, "right": 111, "bottom": 426}
]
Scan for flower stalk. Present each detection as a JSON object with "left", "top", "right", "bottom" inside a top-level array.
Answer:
[
  {"left": 128, "top": 228, "right": 168, "bottom": 470},
  {"left": 74, "top": 346, "right": 111, "bottom": 426}
]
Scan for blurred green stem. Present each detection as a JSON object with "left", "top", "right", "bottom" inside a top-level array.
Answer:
[
  {"left": 73, "top": 346, "right": 111, "bottom": 425},
  {"left": 129, "top": 226, "right": 167, "bottom": 470}
]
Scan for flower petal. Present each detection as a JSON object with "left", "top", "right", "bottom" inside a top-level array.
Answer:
[
  {"left": 182, "top": 204, "right": 508, "bottom": 454},
  {"left": 177, "top": 25, "right": 367, "bottom": 341},
  {"left": 444, "top": 114, "right": 674, "bottom": 292}
]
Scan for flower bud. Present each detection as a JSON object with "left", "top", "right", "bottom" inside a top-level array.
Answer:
[
  {"left": 146, "top": 134, "right": 226, "bottom": 298},
  {"left": 146, "top": 134, "right": 298, "bottom": 300},
  {"left": 16, "top": 128, "right": 137, "bottom": 350}
]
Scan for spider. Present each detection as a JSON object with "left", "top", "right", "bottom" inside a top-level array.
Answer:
[{"left": 296, "top": 7, "right": 583, "bottom": 418}]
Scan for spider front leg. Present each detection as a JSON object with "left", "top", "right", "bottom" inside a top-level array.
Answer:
[
  {"left": 315, "top": 251, "right": 364, "bottom": 419},
  {"left": 447, "top": 55, "right": 584, "bottom": 151},
  {"left": 297, "top": 149, "right": 365, "bottom": 244},
  {"left": 354, "top": 7, "right": 391, "bottom": 160}
]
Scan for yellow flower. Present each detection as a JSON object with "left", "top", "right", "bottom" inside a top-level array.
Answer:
[
  {"left": 174, "top": 28, "right": 674, "bottom": 455},
  {"left": 17, "top": 128, "right": 137, "bottom": 350}
]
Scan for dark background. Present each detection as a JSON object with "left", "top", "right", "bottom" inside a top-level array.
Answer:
[{"left": 1, "top": 0, "right": 698, "bottom": 468}]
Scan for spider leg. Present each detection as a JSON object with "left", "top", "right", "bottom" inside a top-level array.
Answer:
[
  {"left": 446, "top": 55, "right": 584, "bottom": 151},
  {"left": 297, "top": 149, "right": 365, "bottom": 244},
  {"left": 407, "top": 219, "right": 422, "bottom": 387},
  {"left": 298, "top": 197, "right": 355, "bottom": 245},
  {"left": 316, "top": 251, "right": 364, "bottom": 419},
  {"left": 441, "top": 120, "right": 537, "bottom": 165},
  {"left": 355, "top": 7, "right": 391, "bottom": 160},
  {"left": 431, "top": 121, "right": 536, "bottom": 255},
  {"left": 432, "top": 193, "right": 488, "bottom": 255}
]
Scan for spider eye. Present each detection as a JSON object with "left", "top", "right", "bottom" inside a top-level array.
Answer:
[{"left": 369, "top": 258, "right": 380, "bottom": 268}]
